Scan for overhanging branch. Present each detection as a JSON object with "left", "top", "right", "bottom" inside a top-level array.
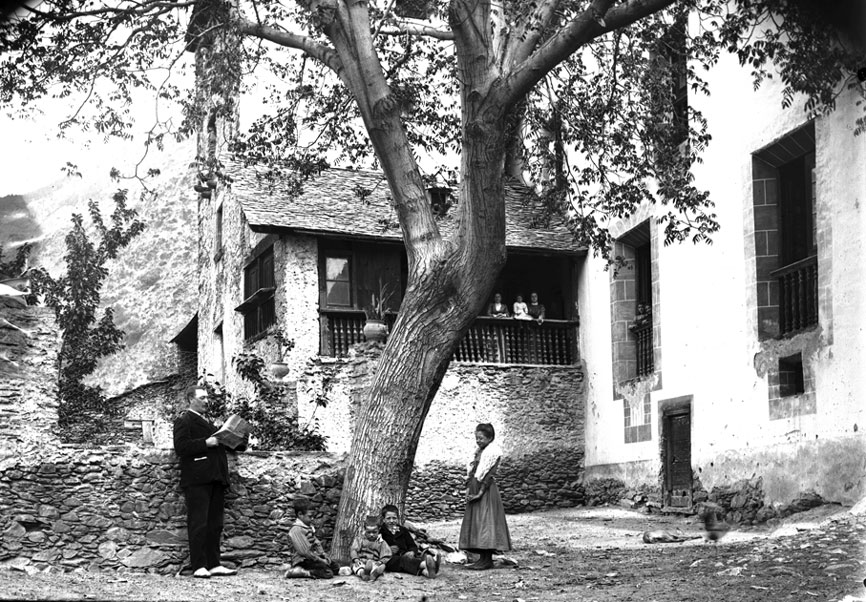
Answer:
[
  {"left": 501, "top": 0, "right": 679, "bottom": 108},
  {"left": 236, "top": 19, "right": 343, "bottom": 75}
]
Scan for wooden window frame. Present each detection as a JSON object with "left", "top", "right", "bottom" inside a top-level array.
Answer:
[{"left": 235, "top": 244, "right": 276, "bottom": 340}]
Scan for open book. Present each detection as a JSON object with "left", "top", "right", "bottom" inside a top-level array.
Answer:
[{"left": 213, "top": 414, "right": 252, "bottom": 450}]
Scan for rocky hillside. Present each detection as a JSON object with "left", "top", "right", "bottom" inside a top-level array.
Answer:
[{"left": 0, "top": 138, "right": 198, "bottom": 396}]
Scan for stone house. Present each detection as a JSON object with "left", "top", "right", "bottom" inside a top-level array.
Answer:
[
  {"left": 577, "top": 29, "right": 866, "bottom": 521},
  {"left": 181, "top": 157, "right": 588, "bottom": 518}
]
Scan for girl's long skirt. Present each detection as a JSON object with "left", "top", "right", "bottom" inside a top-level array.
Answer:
[{"left": 458, "top": 476, "right": 512, "bottom": 552}]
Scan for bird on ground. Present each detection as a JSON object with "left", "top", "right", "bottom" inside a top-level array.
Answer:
[{"left": 699, "top": 504, "right": 731, "bottom": 543}]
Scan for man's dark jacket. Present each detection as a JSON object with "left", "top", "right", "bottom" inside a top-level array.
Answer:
[{"left": 173, "top": 410, "right": 229, "bottom": 488}]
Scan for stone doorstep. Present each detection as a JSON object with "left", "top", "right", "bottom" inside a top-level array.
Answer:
[{"left": 660, "top": 505, "right": 695, "bottom": 515}]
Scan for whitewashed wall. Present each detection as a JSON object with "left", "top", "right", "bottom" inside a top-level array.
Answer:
[{"left": 580, "top": 47, "right": 866, "bottom": 505}]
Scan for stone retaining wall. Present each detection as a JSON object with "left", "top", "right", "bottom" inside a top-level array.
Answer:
[
  {"left": 0, "top": 448, "right": 344, "bottom": 574},
  {"left": 0, "top": 444, "right": 593, "bottom": 574}
]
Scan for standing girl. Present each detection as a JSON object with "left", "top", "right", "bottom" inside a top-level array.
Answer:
[{"left": 459, "top": 423, "right": 512, "bottom": 570}]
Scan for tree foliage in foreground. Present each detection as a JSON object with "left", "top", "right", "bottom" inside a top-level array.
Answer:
[
  {"left": 31, "top": 191, "right": 145, "bottom": 442},
  {"left": 2, "top": 0, "right": 862, "bottom": 557}
]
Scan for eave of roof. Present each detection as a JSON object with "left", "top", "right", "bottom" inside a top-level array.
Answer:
[{"left": 226, "top": 161, "right": 585, "bottom": 255}]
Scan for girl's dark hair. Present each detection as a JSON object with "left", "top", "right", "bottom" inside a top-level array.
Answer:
[
  {"left": 475, "top": 423, "right": 495, "bottom": 440},
  {"left": 293, "top": 497, "right": 311, "bottom": 516}
]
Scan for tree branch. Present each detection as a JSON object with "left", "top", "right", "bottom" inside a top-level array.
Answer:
[
  {"left": 236, "top": 19, "right": 343, "bottom": 75},
  {"left": 501, "top": 0, "right": 679, "bottom": 109},
  {"left": 379, "top": 19, "right": 454, "bottom": 40},
  {"left": 502, "top": 0, "right": 561, "bottom": 68}
]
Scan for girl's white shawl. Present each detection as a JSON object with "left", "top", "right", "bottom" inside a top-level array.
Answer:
[{"left": 467, "top": 439, "right": 502, "bottom": 481}]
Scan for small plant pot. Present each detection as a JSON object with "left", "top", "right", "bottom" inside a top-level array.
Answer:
[
  {"left": 363, "top": 319, "right": 388, "bottom": 342},
  {"left": 269, "top": 361, "right": 290, "bottom": 379}
]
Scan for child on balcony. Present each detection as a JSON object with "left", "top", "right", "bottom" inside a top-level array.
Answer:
[
  {"left": 512, "top": 295, "right": 531, "bottom": 320},
  {"left": 350, "top": 515, "right": 391, "bottom": 581}
]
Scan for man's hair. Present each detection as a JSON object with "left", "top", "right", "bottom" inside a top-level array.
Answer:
[
  {"left": 476, "top": 422, "right": 495, "bottom": 440},
  {"left": 381, "top": 504, "right": 399, "bottom": 518},
  {"left": 293, "top": 497, "right": 312, "bottom": 516},
  {"left": 185, "top": 386, "right": 205, "bottom": 404}
]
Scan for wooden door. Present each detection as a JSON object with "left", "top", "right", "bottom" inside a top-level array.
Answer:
[{"left": 664, "top": 409, "right": 692, "bottom": 508}]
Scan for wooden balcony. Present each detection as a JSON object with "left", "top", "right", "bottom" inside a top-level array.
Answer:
[
  {"left": 770, "top": 255, "right": 818, "bottom": 337},
  {"left": 453, "top": 317, "right": 579, "bottom": 366},
  {"left": 320, "top": 311, "right": 579, "bottom": 366}
]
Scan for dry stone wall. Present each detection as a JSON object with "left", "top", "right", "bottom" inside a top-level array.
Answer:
[{"left": 0, "top": 448, "right": 344, "bottom": 574}]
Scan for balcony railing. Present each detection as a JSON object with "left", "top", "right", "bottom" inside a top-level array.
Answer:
[
  {"left": 630, "top": 321, "right": 654, "bottom": 377},
  {"left": 453, "top": 317, "right": 579, "bottom": 366},
  {"left": 770, "top": 255, "right": 818, "bottom": 337},
  {"left": 320, "top": 311, "right": 579, "bottom": 366}
]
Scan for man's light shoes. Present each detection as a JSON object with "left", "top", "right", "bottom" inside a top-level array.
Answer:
[
  {"left": 209, "top": 565, "right": 237, "bottom": 576},
  {"left": 193, "top": 567, "right": 211, "bottom": 578}
]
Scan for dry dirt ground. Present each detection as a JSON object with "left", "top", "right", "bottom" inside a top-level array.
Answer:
[{"left": 1, "top": 505, "right": 864, "bottom": 602}]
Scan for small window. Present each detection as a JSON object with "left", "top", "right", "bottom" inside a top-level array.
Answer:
[
  {"left": 325, "top": 256, "right": 351, "bottom": 307},
  {"left": 778, "top": 353, "right": 805, "bottom": 397}
]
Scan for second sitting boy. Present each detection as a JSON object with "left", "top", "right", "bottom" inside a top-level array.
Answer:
[{"left": 350, "top": 515, "right": 391, "bottom": 581}]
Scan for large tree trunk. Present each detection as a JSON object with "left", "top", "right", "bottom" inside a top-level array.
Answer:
[{"left": 325, "top": 0, "right": 510, "bottom": 561}]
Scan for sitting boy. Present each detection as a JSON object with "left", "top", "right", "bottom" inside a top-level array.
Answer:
[
  {"left": 350, "top": 515, "right": 391, "bottom": 581},
  {"left": 379, "top": 504, "right": 438, "bottom": 579},
  {"left": 285, "top": 498, "right": 341, "bottom": 579}
]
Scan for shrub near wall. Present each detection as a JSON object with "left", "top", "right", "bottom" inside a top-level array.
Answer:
[{"left": 0, "top": 447, "right": 344, "bottom": 574}]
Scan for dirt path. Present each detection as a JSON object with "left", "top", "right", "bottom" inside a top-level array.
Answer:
[{"left": 1, "top": 505, "right": 863, "bottom": 602}]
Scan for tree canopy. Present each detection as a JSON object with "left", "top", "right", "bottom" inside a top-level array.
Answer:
[{"left": 3, "top": 1, "right": 862, "bottom": 257}]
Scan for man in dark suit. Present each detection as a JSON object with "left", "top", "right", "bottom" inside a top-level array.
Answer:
[{"left": 173, "top": 385, "right": 240, "bottom": 578}]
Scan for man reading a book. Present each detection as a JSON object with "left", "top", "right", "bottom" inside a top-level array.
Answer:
[{"left": 173, "top": 386, "right": 246, "bottom": 578}]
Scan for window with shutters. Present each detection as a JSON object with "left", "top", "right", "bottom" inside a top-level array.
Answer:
[{"left": 236, "top": 245, "right": 276, "bottom": 340}]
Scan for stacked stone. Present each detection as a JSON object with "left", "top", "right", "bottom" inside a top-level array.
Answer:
[
  {"left": 405, "top": 461, "right": 466, "bottom": 522},
  {"left": 0, "top": 447, "right": 344, "bottom": 575},
  {"left": 0, "top": 306, "right": 59, "bottom": 455},
  {"left": 582, "top": 477, "right": 627, "bottom": 506},
  {"left": 497, "top": 448, "right": 586, "bottom": 512},
  {"left": 404, "top": 449, "right": 586, "bottom": 523}
]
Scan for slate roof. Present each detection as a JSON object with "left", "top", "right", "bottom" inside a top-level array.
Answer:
[{"left": 226, "top": 162, "right": 583, "bottom": 254}]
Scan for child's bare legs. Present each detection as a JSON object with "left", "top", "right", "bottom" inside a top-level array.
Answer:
[
  {"left": 353, "top": 559, "right": 375, "bottom": 581},
  {"left": 369, "top": 561, "right": 385, "bottom": 582}
]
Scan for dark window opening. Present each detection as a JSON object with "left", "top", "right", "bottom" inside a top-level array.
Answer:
[
  {"left": 753, "top": 122, "right": 818, "bottom": 339},
  {"left": 238, "top": 246, "right": 275, "bottom": 340},
  {"left": 778, "top": 353, "right": 805, "bottom": 397},
  {"left": 779, "top": 152, "right": 816, "bottom": 265}
]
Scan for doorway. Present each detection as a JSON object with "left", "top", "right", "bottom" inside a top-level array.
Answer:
[{"left": 661, "top": 397, "right": 692, "bottom": 509}]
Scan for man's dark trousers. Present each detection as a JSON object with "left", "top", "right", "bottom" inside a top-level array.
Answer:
[{"left": 184, "top": 482, "right": 225, "bottom": 571}]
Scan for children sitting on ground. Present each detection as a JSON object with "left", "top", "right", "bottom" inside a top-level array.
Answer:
[
  {"left": 350, "top": 515, "right": 391, "bottom": 582},
  {"left": 285, "top": 498, "right": 342, "bottom": 579},
  {"left": 379, "top": 504, "right": 439, "bottom": 579}
]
